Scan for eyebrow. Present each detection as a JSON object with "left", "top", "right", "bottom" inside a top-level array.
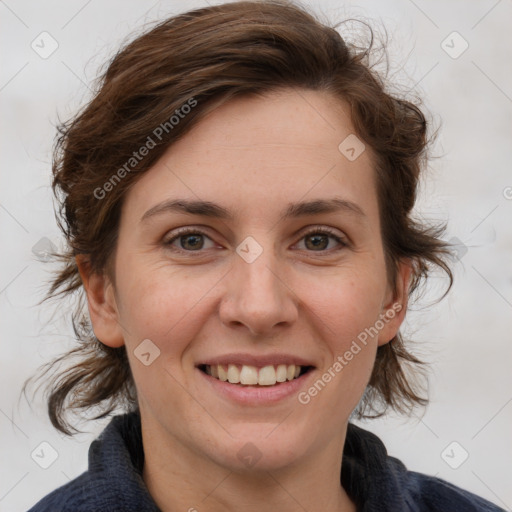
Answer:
[{"left": 140, "top": 197, "right": 366, "bottom": 223}]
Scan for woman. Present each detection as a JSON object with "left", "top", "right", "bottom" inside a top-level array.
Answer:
[{"left": 25, "top": 1, "right": 505, "bottom": 510}]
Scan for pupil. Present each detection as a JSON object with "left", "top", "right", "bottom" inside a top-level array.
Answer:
[
  {"left": 306, "top": 234, "right": 328, "bottom": 250},
  {"left": 182, "top": 235, "right": 203, "bottom": 250}
]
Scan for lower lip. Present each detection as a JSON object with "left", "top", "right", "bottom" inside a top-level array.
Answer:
[{"left": 197, "top": 368, "right": 314, "bottom": 405}]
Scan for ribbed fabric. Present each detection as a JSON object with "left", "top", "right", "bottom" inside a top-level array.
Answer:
[{"left": 28, "top": 412, "right": 505, "bottom": 511}]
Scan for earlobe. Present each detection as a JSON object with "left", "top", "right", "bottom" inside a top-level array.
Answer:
[
  {"left": 75, "top": 255, "right": 125, "bottom": 348},
  {"left": 377, "top": 260, "right": 412, "bottom": 347}
]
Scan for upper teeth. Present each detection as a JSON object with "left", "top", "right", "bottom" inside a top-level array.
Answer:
[{"left": 205, "top": 364, "right": 302, "bottom": 386}]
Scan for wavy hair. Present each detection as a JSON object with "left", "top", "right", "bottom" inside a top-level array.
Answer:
[{"left": 23, "top": 0, "right": 453, "bottom": 435}]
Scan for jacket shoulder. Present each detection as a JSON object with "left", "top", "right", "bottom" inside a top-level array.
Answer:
[
  {"left": 402, "top": 467, "right": 506, "bottom": 512},
  {"left": 27, "top": 472, "right": 92, "bottom": 512}
]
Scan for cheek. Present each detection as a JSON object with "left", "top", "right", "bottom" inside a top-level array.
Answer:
[
  {"left": 116, "top": 269, "right": 214, "bottom": 414},
  {"left": 115, "top": 263, "right": 217, "bottom": 358},
  {"left": 296, "top": 269, "right": 385, "bottom": 412},
  {"left": 303, "top": 269, "right": 386, "bottom": 347}
]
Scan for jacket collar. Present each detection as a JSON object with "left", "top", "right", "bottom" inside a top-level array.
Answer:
[{"left": 90, "top": 411, "right": 409, "bottom": 511}]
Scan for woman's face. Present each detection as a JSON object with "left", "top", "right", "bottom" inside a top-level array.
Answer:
[{"left": 85, "top": 88, "right": 408, "bottom": 472}]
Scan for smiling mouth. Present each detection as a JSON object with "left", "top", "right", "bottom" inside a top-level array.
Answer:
[{"left": 198, "top": 364, "right": 314, "bottom": 386}]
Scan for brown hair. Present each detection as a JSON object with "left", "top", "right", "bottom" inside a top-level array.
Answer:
[{"left": 24, "top": 0, "right": 452, "bottom": 435}]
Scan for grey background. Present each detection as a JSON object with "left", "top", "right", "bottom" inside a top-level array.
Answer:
[{"left": 1, "top": 0, "right": 511, "bottom": 510}]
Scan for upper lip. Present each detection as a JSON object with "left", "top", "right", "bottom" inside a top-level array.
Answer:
[{"left": 197, "top": 353, "right": 316, "bottom": 368}]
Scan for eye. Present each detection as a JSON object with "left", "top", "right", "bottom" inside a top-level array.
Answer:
[
  {"left": 163, "top": 228, "right": 216, "bottom": 252},
  {"left": 295, "top": 227, "right": 348, "bottom": 252},
  {"left": 163, "top": 226, "right": 348, "bottom": 254}
]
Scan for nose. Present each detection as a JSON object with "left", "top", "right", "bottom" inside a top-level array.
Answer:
[{"left": 219, "top": 242, "right": 298, "bottom": 337}]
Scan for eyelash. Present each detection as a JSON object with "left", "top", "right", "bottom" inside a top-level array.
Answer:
[{"left": 163, "top": 226, "right": 349, "bottom": 255}]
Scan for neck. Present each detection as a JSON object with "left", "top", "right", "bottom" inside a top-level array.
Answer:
[{"left": 141, "top": 417, "right": 356, "bottom": 512}]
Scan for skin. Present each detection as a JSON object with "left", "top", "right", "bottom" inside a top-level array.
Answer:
[{"left": 77, "top": 88, "right": 411, "bottom": 511}]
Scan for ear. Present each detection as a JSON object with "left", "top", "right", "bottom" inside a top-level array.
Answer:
[
  {"left": 75, "top": 255, "right": 125, "bottom": 348},
  {"left": 377, "top": 259, "right": 412, "bottom": 347}
]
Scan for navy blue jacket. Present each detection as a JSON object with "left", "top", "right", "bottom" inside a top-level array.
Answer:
[{"left": 28, "top": 412, "right": 505, "bottom": 511}]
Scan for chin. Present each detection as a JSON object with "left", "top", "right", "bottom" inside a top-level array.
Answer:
[{"left": 204, "top": 423, "right": 311, "bottom": 473}]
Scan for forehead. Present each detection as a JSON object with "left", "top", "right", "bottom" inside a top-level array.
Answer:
[{"left": 122, "top": 88, "right": 379, "bottom": 226}]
